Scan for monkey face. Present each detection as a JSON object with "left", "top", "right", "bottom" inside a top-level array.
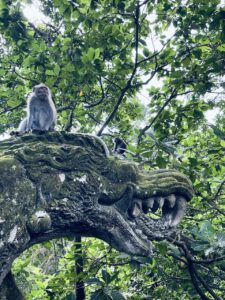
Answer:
[{"left": 33, "top": 84, "right": 49, "bottom": 99}]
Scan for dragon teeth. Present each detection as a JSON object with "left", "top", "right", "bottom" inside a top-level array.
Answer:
[
  {"left": 130, "top": 200, "right": 142, "bottom": 217},
  {"left": 170, "top": 196, "right": 187, "bottom": 226},
  {"left": 128, "top": 194, "right": 188, "bottom": 244},
  {"left": 144, "top": 194, "right": 177, "bottom": 213},
  {"left": 146, "top": 198, "right": 154, "bottom": 208},
  {"left": 129, "top": 194, "right": 187, "bottom": 228},
  {"left": 166, "top": 194, "right": 176, "bottom": 208},
  {"left": 157, "top": 197, "right": 165, "bottom": 208}
]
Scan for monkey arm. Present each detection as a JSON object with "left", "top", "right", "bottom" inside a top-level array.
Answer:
[
  {"left": 27, "top": 98, "right": 36, "bottom": 131},
  {"left": 17, "top": 118, "right": 28, "bottom": 133}
]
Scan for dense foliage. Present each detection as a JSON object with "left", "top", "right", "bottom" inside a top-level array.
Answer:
[{"left": 1, "top": 0, "right": 225, "bottom": 299}]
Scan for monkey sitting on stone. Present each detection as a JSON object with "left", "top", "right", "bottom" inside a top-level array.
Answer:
[
  {"left": 113, "top": 137, "right": 127, "bottom": 157},
  {"left": 18, "top": 83, "right": 57, "bottom": 133}
]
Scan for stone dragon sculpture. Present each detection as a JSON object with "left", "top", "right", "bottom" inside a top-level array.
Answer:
[{"left": 0, "top": 132, "right": 194, "bottom": 298}]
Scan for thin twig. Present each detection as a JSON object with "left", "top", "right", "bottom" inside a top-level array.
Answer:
[
  {"left": 28, "top": 22, "right": 47, "bottom": 37},
  {"left": 14, "top": 70, "right": 38, "bottom": 84},
  {"left": 140, "top": 0, "right": 151, "bottom": 7},
  {"left": 0, "top": 103, "right": 24, "bottom": 116},
  {"left": 64, "top": 106, "right": 76, "bottom": 132},
  {"left": 137, "top": 89, "right": 194, "bottom": 145},
  {"left": 137, "top": 88, "right": 177, "bottom": 144},
  {"left": 57, "top": 105, "right": 73, "bottom": 112},
  {"left": 85, "top": 77, "right": 108, "bottom": 108}
]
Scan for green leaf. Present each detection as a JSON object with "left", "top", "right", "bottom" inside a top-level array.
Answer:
[
  {"left": 189, "top": 157, "right": 198, "bottom": 166},
  {"left": 86, "top": 278, "right": 103, "bottom": 286},
  {"left": 216, "top": 232, "right": 225, "bottom": 248},
  {"left": 133, "top": 256, "right": 152, "bottom": 264},
  {"left": 199, "top": 221, "right": 215, "bottom": 241},
  {"left": 63, "top": 37, "right": 72, "bottom": 46},
  {"left": 45, "top": 70, "right": 55, "bottom": 76},
  {"left": 95, "top": 48, "right": 102, "bottom": 59},
  {"left": 64, "top": 63, "right": 75, "bottom": 72},
  {"left": 111, "top": 290, "right": 126, "bottom": 300},
  {"left": 169, "top": 245, "right": 180, "bottom": 257},
  {"left": 54, "top": 65, "right": 60, "bottom": 76},
  {"left": 217, "top": 44, "right": 225, "bottom": 52},
  {"left": 39, "top": 41, "right": 47, "bottom": 51},
  {"left": 90, "top": 289, "right": 112, "bottom": 300},
  {"left": 157, "top": 242, "right": 168, "bottom": 255},
  {"left": 191, "top": 240, "right": 209, "bottom": 252},
  {"left": 143, "top": 48, "right": 150, "bottom": 57},
  {"left": 139, "top": 39, "right": 147, "bottom": 46},
  {"left": 156, "top": 156, "right": 167, "bottom": 168},
  {"left": 210, "top": 124, "right": 225, "bottom": 140},
  {"left": 87, "top": 47, "right": 95, "bottom": 61},
  {"left": 102, "top": 269, "right": 111, "bottom": 284}
]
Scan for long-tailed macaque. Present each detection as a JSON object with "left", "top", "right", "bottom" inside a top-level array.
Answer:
[
  {"left": 18, "top": 83, "right": 57, "bottom": 132},
  {"left": 113, "top": 137, "right": 127, "bottom": 156}
]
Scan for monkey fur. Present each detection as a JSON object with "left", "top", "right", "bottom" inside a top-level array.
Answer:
[
  {"left": 113, "top": 137, "right": 127, "bottom": 156},
  {"left": 18, "top": 83, "right": 57, "bottom": 133}
]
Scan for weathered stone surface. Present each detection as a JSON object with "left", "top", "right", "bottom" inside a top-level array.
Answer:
[{"left": 0, "top": 131, "right": 194, "bottom": 293}]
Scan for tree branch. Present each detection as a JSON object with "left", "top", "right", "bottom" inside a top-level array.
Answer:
[
  {"left": 28, "top": 22, "right": 47, "bottom": 37},
  {"left": 137, "top": 88, "right": 177, "bottom": 144},
  {"left": 0, "top": 103, "right": 24, "bottom": 116},
  {"left": 64, "top": 106, "right": 76, "bottom": 132},
  {"left": 84, "top": 77, "right": 108, "bottom": 108},
  {"left": 14, "top": 70, "right": 38, "bottom": 84},
  {"left": 137, "top": 89, "right": 194, "bottom": 145},
  {"left": 187, "top": 262, "right": 212, "bottom": 300},
  {"left": 86, "top": 113, "right": 101, "bottom": 124},
  {"left": 74, "top": 236, "right": 85, "bottom": 300},
  {"left": 57, "top": 105, "right": 73, "bottom": 112},
  {"left": 168, "top": 235, "right": 221, "bottom": 300},
  {"left": 192, "top": 264, "right": 222, "bottom": 300},
  {"left": 139, "top": 0, "right": 151, "bottom": 7}
]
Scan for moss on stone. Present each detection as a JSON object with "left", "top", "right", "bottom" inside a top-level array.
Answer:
[{"left": 0, "top": 132, "right": 194, "bottom": 296}]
